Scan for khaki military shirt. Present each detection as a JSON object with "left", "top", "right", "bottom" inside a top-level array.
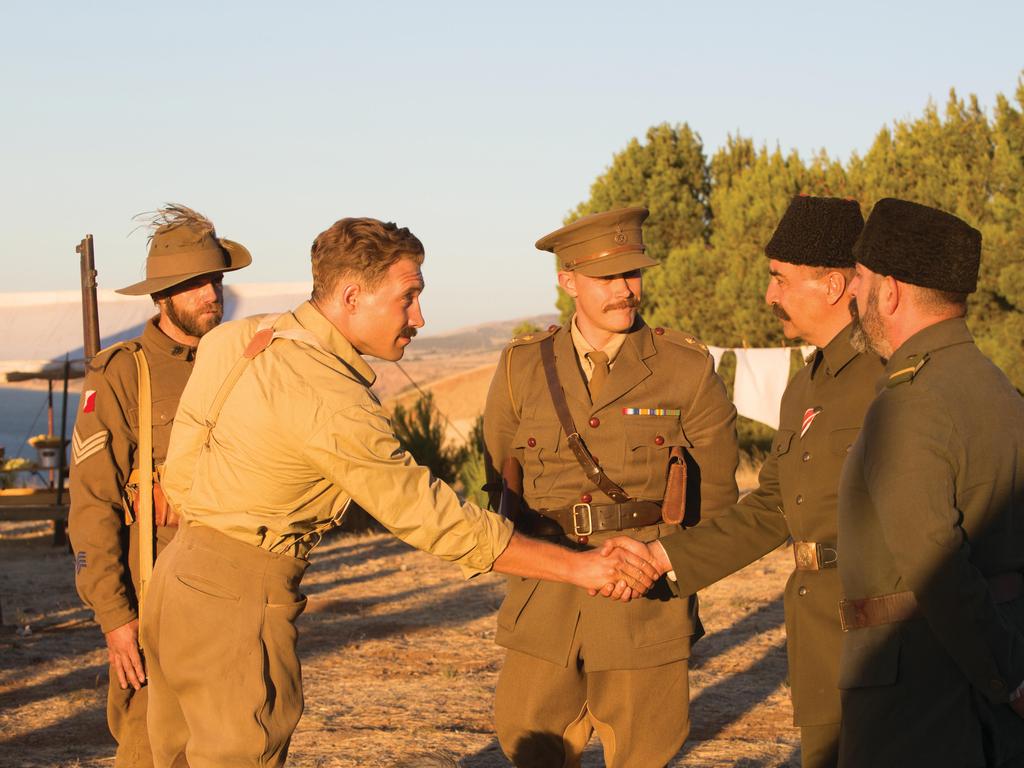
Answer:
[
  {"left": 69, "top": 319, "right": 196, "bottom": 633},
  {"left": 484, "top": 321, "right": 739, "bottom": 670},
  {"left": 659, "top": 323, "right": 884, "bottom": 725},
  {"left": 162, "top": 301, "right": 512, "bottom": 573},
  {"left": 837, "top": 318, "right": 1024, "bottom": 767}
]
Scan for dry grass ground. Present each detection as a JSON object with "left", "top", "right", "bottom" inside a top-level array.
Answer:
[{"left": 0, "top": 518, "right": 798, "bottom": 767}]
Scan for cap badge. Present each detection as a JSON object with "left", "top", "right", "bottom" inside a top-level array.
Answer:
[{"left": 613, "top": 226, "right": 627, "bottom": 245}]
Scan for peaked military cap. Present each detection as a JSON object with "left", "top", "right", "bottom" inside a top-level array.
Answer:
[
  {"left": 765, "top": 195, "right": 864, "bottom": 268},
  {"left": 537, "top": 206, "right": 657, "bottom": 277},
  {"left": 854, "top": 198, "right": 981, "bottom": 293},
  {"left": 117, "top": 205, "right": 251, "bottom": 296}
]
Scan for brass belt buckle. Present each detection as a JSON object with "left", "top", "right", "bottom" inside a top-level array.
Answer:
[
  {"left": 572, "top": 503, "right": 594, "bottom": 537},
  {"left": 794, "top": 541, "right": 820, "bottom": 570}
]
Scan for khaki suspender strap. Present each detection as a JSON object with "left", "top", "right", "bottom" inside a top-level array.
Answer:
[
  {"left": 538, "top": 335, "right": 631, "bottom": 504},
  {"left": 196, "top": 314, "right": 340, "bottom": 557},
  {"left": 203, "top": 312, "right": 332, "bottom": 438},
  {"left": 132, "top": 349, "right": 154, "bottom": 624}
]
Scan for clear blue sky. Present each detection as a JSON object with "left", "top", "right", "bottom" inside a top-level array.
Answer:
[{"left": 1, "top": 0, "right": 1021, "bottom": 333}]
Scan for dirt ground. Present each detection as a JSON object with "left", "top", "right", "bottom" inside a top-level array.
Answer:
[{"left": 0, "top": 520, "right": 798, "bottom": 767}]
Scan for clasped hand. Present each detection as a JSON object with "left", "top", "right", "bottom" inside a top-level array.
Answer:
[{"left": 575, "top": 536, "right": 672, "bottom": 602}]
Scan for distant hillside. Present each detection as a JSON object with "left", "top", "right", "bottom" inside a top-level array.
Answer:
[
  {"left": 371, "top": 312, "right": 558, "bottom": 447},
  {"left": 368, "top": 313, "right": 557, "bottom": 401}
]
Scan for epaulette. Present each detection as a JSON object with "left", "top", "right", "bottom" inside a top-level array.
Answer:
[
  {"left": 885, "top": 352, "right": 930, "bottom": 388},
  {"left": 87, "top": 340, "right": 141, "bottom": 374},
  {"left": 504, "top": 325, "right": 559, "bottom": 414},
  {"left": 652, "top": 326, "right": 709, "bottom": 355},
  {"left": 508, "top": 324, "right": 559, "bottom": 347}
]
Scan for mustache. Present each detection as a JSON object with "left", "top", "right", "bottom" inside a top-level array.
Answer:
[
  {"left": 399, "top": 327, "right": 418, "bottom": 339},
  {"left": 604, "top": 296, "right": 640, "bottom": 312},
  {"left": 771, "top": 302, "right": 791, "bottom": 322}
]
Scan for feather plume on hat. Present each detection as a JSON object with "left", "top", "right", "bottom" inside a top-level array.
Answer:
[{"left": 134, "top": 203, "right": 216, "bottom": 243}]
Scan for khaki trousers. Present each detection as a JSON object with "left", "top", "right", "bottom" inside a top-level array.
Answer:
[
  {"left": 141, "top": 524, "right": 308, "bottom": 768},
  {"left": 107, "top": 676, "right": 153, "bottom": 767},
  {"left": 800, "top": 722, "right": 840, "bottom": 768},
  {"left": 494, "top": 634, "right": 689, "bottom": 767}
]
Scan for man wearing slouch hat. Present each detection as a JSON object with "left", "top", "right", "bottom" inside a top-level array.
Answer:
[
  {"left": 838, "top": 198, "right": 1024, "bottom": 767},
  {"left": 69, "top": 204, "right": 251, "bottom": 767}
]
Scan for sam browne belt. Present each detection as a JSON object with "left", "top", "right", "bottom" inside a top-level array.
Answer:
[{"left": 519, "top": 500, "right": 663, "bottom": 538}]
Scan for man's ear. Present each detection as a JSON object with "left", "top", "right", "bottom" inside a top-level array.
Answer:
[
  {"left": 823, "top": 270, "right": 848, "bottom": 306},
  {"left": 880, "top": 275, "right": 900, "bottom": 317},
  {"left": 557, "top": 270, "right": 577, "bottom": 298},
  {"left": 340, "top": 282, "right": 361, "bottom": 314}
]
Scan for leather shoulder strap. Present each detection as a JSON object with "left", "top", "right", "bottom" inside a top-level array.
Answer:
[
  {"left": 538, "top": 335, "right": 630, "bottom": 504},
  {"left": 132, "top": 348, "right": 154, "bottom": 623}
]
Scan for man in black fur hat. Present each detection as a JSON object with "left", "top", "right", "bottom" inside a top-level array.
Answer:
[
  {"left": 605, "top": 194, "right": 881, "bottom": 767},
  {"left": 837, "top": 198, "right": 1024, "bottom": 767}
]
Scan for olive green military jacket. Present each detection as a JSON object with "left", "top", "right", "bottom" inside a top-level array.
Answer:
[
  {"left": 837, "top": 318, "right": 1024, "bottom": 768},
  {"left": 659, "top": 323, "right": 884, "bottom": 726},
  {"left": 69, "top": 319, "right": 195, "bottom": 634},
  {"left": 484, "top": 322, "right": 739, "bottom": 671}
]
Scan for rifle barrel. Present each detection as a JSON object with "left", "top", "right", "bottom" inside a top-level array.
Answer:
[{"left": 77, "top": 234, "right": 101, "bottom": 362}]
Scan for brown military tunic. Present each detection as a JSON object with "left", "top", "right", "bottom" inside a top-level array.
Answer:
[
  {"left": 484, "top": 320, "right": 738, "bottom": 765},
  {"left": 68, "top": 317, "right": 196, "bottom": 766},
  {"left": 837, "top": 318, "right": 1024, "bottom": 767},
  {"left": 660, "top": 325, "right": 884, "bottom": 723}
]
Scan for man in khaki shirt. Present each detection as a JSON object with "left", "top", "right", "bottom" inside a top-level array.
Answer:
[{"left": 142, "top": 217, "right": 658, "bottom": 768}]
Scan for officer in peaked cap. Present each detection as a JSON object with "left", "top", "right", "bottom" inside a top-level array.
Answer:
[
  {"left": 484, "top": 205, "right": 740, "bottom": 766},
  {"left": 69, "top": 204, "right": 250, "bottom": 767},
  {"left": 838, "top": 198, "right": 1024, "bottom": 766}
]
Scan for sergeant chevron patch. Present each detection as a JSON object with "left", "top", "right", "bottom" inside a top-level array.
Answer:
[{"left": 72, "top": 427, "right": 109, "bottom": 465}]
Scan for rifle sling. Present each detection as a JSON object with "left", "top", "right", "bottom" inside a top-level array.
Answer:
[
  {"left": 538, "top": 335, "right": 630, "bottom": 504},
  {"left": 132, "top": 349, "right": 154, "bottom": 628}
]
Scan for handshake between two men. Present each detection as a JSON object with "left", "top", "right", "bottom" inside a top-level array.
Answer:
[{"left": 585, "top": 537, "right": 673, "bottom": 601}]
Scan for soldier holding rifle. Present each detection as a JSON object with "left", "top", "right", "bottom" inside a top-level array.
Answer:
[{"left": 69, "top": 204, "right": 250, "bottom": 767}]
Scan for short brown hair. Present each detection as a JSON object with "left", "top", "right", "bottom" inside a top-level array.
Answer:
[
  {"left": 310, "top": 217, "right": 424, "bottom": 302},
  {"left": 913, "top": 284, "right": 969, "bottom": 315}
]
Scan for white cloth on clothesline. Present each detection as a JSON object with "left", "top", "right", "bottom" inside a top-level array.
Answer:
[{"left": 732, "top": 347, "right": 793, "bottom": 430}]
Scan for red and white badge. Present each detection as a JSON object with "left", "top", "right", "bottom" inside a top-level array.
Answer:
[
  {"left": 82, "top": 390, "right": 97, "bottom": 413},
  {"left": 800, "top": 406, "right": 822, "bottom": 438}
]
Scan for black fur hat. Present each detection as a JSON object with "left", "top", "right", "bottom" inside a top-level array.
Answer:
[
  {"left": 765, "top": 195, "right": 864, "bottom": 268},
  {"left": 854, "top": 198, "right": 981, "bottom": 293}
]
